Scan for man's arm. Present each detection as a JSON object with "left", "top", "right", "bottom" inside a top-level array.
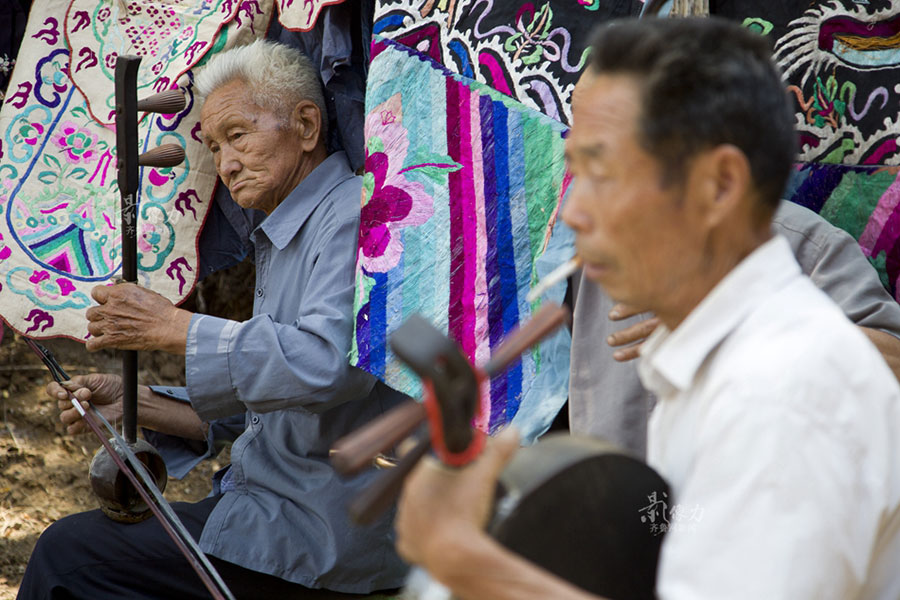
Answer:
[
  {"left": 52, "top": 375, "right": 240, "bottom": 479},
  {"left": 184, "top": 210, "right": 373, "bottom": 420},
  {"left": 775, "top": 201, "right": 900, "bottom": 381},
  {"left": 419, "top": 524, "right": 600, "bottom": 600},
  {"left": 51, "top": 374, "right": 207, "bottom": 440},
  {"left": 396, "top": 430, "right": 605, "bottom": 600},
  {"left": 601, "top": 204, "right": 900, "bottom": 382},
  {"left": 605, "top": 307, "right": 900, "bottom": 382}
]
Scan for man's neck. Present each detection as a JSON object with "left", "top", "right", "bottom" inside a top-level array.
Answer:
[{"left": 655, "top": 225, "right": 773, "bottom": 331}]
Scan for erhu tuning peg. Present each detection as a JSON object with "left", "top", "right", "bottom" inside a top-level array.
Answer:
[
  {"left": 138, "top": 143, "right": 186, "bottom": 168},
  {"left": 137, "top": 89, "right": 186, "bottom": 114}
]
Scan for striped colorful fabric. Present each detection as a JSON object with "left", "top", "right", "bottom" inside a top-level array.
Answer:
[
  {"left": 786, "top": 163, "right": 900, "bottom": 301},
  {"left": 351, "top": 37, "right": 571, "bottom": 433}
]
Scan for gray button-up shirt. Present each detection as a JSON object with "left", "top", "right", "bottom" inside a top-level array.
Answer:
[
  {"left": 149, "top": 152, "right": 408, "bottom": 592},
  {"left": 569, "top": 200, "right": 900, "bottom": 457}
]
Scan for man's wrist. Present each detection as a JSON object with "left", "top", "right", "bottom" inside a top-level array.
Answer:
[
  {"left": 424, "top": 520, "right": 489, "bottom": 584},
  {"left": 155, "top": 308, "right": 193, "bottom": 355},
  {"left": 137, "top": 385, "right": 163, "bottom": 430},
  {"left": 138, "top": 385, "right": 207, "bottom": 440}
]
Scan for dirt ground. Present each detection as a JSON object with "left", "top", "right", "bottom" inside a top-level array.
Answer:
[{"left": 0, "top": 262, "right": 252, "bottom": 599}]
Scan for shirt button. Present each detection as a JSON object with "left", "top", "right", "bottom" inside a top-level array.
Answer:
[
  {"left": 256, "top": 288, "right": 264, "bottom": 297},
  {"left": 251, "top": 415, "right": 260, "bottom": 425}
]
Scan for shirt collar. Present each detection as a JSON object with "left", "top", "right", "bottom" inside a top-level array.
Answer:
[
  {"left": 638, "top": 235, "right": 801, "bottom": 397},
  {"left": 256, "top": 151, "right": 355, "bottom": 250}
]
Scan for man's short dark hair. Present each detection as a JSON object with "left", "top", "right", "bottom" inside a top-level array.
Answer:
[{"left": 588, "top": 17, "right": 796, "bottom": 209}]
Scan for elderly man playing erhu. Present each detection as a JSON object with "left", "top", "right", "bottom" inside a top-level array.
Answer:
[
  {"left": 18, "top": 40, "right": 407, "bottom": 599},
  {"left": 395, "top": 17, "right": 900, "bottom": 600}
]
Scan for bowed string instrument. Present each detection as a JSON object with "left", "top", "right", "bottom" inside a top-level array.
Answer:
[
  {"left": 28, "top": 56, "right": 236, "bottom": 600},
  {"left": 333, "top": 301, "right": 670, "bottom": 600}
]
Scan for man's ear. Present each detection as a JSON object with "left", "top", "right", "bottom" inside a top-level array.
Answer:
[
  {"left": 690, "top": 144, "right": 752, "bottom": 228},
  {"left": 291, "top": 99, "right": 322, "bottom": 151}
]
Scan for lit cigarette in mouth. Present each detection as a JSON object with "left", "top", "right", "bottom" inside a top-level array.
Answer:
[{"left": 526, "top": 256, "right": 582, "bottom": 303}]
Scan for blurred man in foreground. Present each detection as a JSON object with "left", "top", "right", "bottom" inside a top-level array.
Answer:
[{"left": 395, "top": 18, "right": 900, "bottom": 600}]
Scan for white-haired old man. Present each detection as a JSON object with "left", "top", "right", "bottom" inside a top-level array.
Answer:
[{"left": 19, "top": 40, "right": 407, "bottom": 599}]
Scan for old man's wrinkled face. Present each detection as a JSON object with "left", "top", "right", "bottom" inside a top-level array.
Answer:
[{"left": 200, "top": 79, "right": 307, "bottom": 215}]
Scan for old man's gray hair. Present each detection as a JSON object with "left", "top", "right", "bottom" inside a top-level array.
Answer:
[{"left": 196, "top": 39, "right": 328, "bottom": 138}]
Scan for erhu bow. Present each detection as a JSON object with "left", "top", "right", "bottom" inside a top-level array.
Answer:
[{"left": 25, "top": 337, "right": 234, "bottom": 600}]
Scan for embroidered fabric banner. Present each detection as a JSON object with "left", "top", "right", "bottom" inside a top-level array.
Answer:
[
  {"left": 711, "top": 1, "right": 900, "bottom": 299},
  {"left": 65, "top": 0, "right": 255, "bottom": 125},
  {"left": 0, "top": 0, "right": 31, "bottom": 100},
  {"left": 275, "top": 0, "right": 347, "bottom": 32},
  {"left": 353, "top": 1, "right": 644, "bottom": 436},
  {"left": 786, "top": 163, "right": 900, "bottom": 299},
  {"left": 728, "top": 1, "right": 900, "bottom": 167},
  {"left": 0, "top": 0, "right": 272, "bottom": 340},
  {"left": 352, "top": 37, "right": 570, "bottom": 434},
  {"left": 371, "top": 0, "right": 639, "bottom": 125}
]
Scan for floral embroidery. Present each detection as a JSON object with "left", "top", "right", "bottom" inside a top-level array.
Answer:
[
  {"left": 358, "top": 94, "right": 451, "bottom": 273},
  {"left": 18, "top": 122, "right": 45, "bottom": 146},
  {"left": 139, "top": 222, "right": 162, "bottom": 254},
  {"left": 0, "top": 232, "right": 11, "bottom": 261},
  {"left": 52, "top": 121, "right": 99, "bottom": 164},
  {"left": 504, "top": 3, "right": 555, "bottom": 65}
]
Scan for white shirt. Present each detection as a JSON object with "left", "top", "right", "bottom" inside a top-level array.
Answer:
[{"left": 639, "top": 235, "right": 900, "bottom": 600}]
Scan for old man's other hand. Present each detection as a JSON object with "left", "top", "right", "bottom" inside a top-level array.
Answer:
[
  {"left": 49, "top": 372, "right": 208, "bottom": 441},
  {"left": 50, "top": 374, "right": 124, "bottom": 436},
  {"left": 85, "top": 283, "right": 193, "bottom": 354}
]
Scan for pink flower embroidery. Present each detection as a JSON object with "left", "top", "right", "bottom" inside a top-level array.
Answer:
[
  {"left": 0, "top": 232, "right": 10, "bottom": 261},
  {"left": 53, "top": 121, "right": 98, "bottom": 164},
  {"left": 139, "top": 222, "right": 161, "bottom": 253},
  {"left": 29, "top": 270, "right": 50, "bottom": 284},
  {"left": 359, "top": 94, "right": 435, "bottom": 273},
  {"left": 18, "top": 121, "right": 45, "bottom": 146},
  {"left": 56, "top": 278, "right": 75, "bottom": 296}
]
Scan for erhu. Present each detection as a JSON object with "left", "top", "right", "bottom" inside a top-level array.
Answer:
[{"left": 29, "top": 56, "right": 235, "bottom": 600}]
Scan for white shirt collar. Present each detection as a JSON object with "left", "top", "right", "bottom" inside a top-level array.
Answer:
[{"left": 638, "top": 235, "right": 801, "bottom": 396}]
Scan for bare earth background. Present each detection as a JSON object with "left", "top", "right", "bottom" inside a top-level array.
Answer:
[{"left": 0, "top": 261, "right": 252, "bottom": 599}]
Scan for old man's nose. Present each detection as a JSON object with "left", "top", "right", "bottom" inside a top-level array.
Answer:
[{"left": 217, "top": 146, "right": 242, "bottom": 179}]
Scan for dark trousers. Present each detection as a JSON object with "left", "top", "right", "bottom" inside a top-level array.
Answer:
[{"left": 18, "top": 496, "right": 384, "bottom": 600}]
